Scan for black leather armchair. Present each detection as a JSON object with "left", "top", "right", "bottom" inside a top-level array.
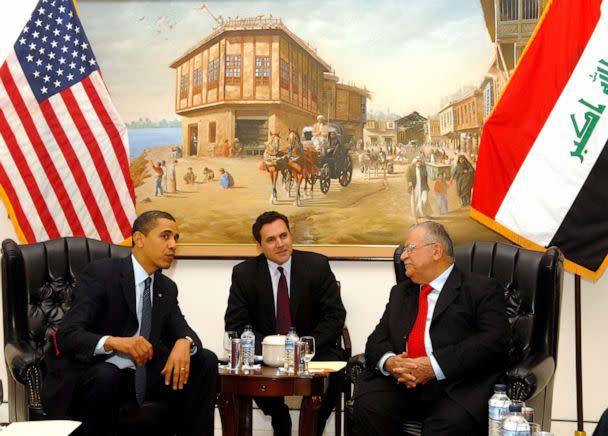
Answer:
[
  {"left": 1, "top": 237, "right": 170, "bottom": 433},
  {"left": 345, "top": 241, "right": 564, "bottom": 434}
]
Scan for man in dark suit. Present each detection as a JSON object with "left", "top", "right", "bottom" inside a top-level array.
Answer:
[
  {"left": 42, "top": 210, "right": 218, "bottom": 436},
  {"left": 353, "top": 221, "right": 508, "bottom": 436},
  {"left": 225, "top": 211, "right": 346, "bottom": 436}
]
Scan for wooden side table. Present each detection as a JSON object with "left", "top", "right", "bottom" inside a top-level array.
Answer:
[{"left": 217, "top": 366, "right": 329, "bottom": 436}]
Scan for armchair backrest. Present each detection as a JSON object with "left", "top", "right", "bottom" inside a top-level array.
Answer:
[
  {"left": 393, "top": 241, "right": 564, "bottom": 366},
  {"left": 2, "top": 237, "right": 131, "bottom": 360}
]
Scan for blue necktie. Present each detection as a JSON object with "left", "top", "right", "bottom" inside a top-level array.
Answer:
[{"left": 135, "top": 277, "right": 152, "bottom": 406}]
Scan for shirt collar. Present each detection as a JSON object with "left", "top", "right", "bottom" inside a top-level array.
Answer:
[
  {"left": 427, "top": 263, "right": 455, "bottom": 292},
  {"left": 131, "top": 254, "right": 154, "bottom": 288},
  {"left": 267, "top": 256, "right": 292, "bottom": 277}
]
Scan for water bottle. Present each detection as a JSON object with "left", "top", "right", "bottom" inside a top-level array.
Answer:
[
  {"left": 284, "top": 327, "right": 299, "bottom": 373},
  {"left": 489, "top": 384, "right": 511, "bottom": 436},
  {"left": 502, "top": 404, "right": 531, "bottom": 436},
  {"left": 240, "top": 325, "right": 255, "bottom": 368}
]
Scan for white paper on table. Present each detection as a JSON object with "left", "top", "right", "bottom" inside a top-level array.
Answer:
[
  {"left": 307, "top": 361, "right": 347, "bottom": 372},
  {"left": 1, "top": 420, "right": 81, "bottom": 436}
]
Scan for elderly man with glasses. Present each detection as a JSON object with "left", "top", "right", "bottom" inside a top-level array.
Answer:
[{"left": 352, "top": 221, "right": 508, "bottom": 436}]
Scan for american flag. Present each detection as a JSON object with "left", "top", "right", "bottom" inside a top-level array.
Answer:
[{"left": 0, "top": 0, "right": 136, "bottom": 243}]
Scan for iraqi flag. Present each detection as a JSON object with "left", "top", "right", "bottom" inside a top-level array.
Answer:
[{"left": 472, "top": 0, "right": 608, "bottom": 280}]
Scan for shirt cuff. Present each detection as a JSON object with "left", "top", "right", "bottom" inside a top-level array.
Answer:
[
  {"left": 94, "top": 335, "right": 112, "bottom": 356},
  {"left": 429, "top": 354, "right": 446, "bottom": 380},
  {"left": 377, "top": 352, "right": 396, "bottom": 376},
  {"left": 190, "top": 345, "right": 198, "bottom": 356}
]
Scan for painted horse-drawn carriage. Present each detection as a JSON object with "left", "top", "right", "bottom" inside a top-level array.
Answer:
[{"left": 261, "top": 123, "right": 353, "bottom": 206}]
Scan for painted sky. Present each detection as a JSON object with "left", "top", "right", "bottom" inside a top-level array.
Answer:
[{"left": 76, "top": 0, "right": 494, "bottom": 122}]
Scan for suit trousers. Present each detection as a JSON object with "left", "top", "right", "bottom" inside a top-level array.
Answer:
[
  {"left": 254, "top": 369, "right": 346, "bottom": 436},
  {"left": 352, "top": 373, "right": 482, "bottom": 436},
  {"left": 69, "top": 349, "right": 218, "bottom": 436}
]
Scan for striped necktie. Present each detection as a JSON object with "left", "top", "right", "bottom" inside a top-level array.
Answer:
[{"left": 135, "top": 276, "right": 152, "bottom": 406}]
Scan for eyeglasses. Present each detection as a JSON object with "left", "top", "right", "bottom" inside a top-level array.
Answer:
[{"left": 402, "top": 242, "right": 436, "bottom": 255}]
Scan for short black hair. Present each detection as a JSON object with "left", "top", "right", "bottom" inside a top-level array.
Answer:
[
  {"left": 132, "top": 210, "right": 176, "bottom": 239},
  {"left": 252, "top": 211, "right": 290, "bottom": 243}
]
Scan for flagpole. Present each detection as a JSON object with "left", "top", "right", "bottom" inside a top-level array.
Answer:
[{"left": 574, "top": 274, "right": 586, "bottom": 436}]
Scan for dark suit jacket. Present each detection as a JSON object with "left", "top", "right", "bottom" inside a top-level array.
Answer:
[
  {"left": 41, "top": 256, "right": 201, "bottom": 417},
  {"left": 224, "top": 250, "right": 346, "bottom": 361},
  {"left": 364, "top": 265, "right": 508, "bottom": 423}
]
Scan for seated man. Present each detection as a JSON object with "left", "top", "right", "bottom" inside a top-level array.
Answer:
[
  {"left": 312, "top": 114, "right": 329, "bottom": 154},
  {"left": 42, "top": 210, "right": 218, "bottom": 436},
  {"left": 225, "top": 211, "right": 347, "bottom": 436},
  {"left": 353, "top": 221, "right": 508, "bottom": 436}
]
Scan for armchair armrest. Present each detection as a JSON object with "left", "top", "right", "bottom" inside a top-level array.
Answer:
[
  {"left": 5, "top": 341, "right": 40, "bottom": 385},
  {"left": 506, "top": 353, "right": 555, "bottom": 402},
  {"left": 346, "top": 353, "right": 367, "bottom": 384}
]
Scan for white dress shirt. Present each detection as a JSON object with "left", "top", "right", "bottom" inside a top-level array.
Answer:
[
  {"left": 377, "top": 264, "right": 455, "bottom": 380},
  {"left": 266, "top": 257, "right": 292, "bottom": 316}
]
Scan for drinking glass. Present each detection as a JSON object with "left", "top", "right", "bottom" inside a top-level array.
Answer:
[
  {"left": 223, "top": 330, "right": 238, "bottom": 362},
  {"left": 300, "top": 336, "right": 315, "bottom": 374}
]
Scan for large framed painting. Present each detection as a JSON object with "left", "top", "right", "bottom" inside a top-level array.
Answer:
[{"left": 76, "top": 0, "right": 545, "bottom": 257}]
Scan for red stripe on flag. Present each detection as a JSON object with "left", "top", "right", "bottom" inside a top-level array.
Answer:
[
  {"left": 0, "top": 63, "right": 85, "bottom": 237},
  {"left": 0, "top": 162, "right": 36, "bottom": 242},
  {"left": 0, "top": 104, "right": 59, "bottom": 239},
  {"left": 61, "top": 88, "right": 132, "bottom": 239},
  {"left": 39, "top": 99, "right": 112, "bottom": 241},
  {"left": 81, "top": 76, "right": 135, "bottom": 204},
  {"left": 473, "top": 0, "right": 602, "bottom": 218}
]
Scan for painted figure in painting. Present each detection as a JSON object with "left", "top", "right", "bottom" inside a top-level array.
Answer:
[
  {"left": 312, "top": 114, "right": 329, "bottom": 155},
  {"left": 218, "top": 168, "right": 234, "bottom": 189},
  {"left": 262, "top": 132, "right": 288, "bottom": 204},
  {"left": 167, "top": 160, "right": 177, "bottom": 193},
  {"left": 408, "top": 156, "right": 431, "bottom": 221},
  {"left": 202, "top": 167, "right": 215, "bottom": 183},
  {"left": 285, "top": 129, "right": 319, "bottom": 205},
  {"left": 452, "top": 155, "right": 475, "bottom": 207},
  {"left": 434, "top": 172, "right": 449, "bottom": 215},
  {"left": 151, "top": 161, "right": 164, "bottom": 197},
  {"left": 183, "top": 167, "right": 197, "bottom": 184}
]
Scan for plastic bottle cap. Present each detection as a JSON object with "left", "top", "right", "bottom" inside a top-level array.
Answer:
[
  {"left": 494, "top": 384, "right": 507, "bottom": 392},
  {"left": 508, "top": 404, "right": 522, "bottom": 413}
]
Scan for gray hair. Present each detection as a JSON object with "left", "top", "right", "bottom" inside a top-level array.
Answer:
[{"left": 409, "top": 221, "right": 454, "bottom": 258}]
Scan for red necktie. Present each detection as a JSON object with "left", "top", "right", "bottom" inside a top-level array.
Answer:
[
  {"left": 276, "top": 267, "right": 291, "bottom": 335},
  {"left": 407, "top": 284, "right": 433, "bottom": 358}
]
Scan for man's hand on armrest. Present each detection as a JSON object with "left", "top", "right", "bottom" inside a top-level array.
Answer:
[{"left": 104, "top": 336, "right": 153, "bottom": 366}]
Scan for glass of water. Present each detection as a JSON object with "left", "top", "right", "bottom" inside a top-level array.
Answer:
[
  {"left": 223, "top": 330, "right": 238, "bottom": 362},
  {"left": 300, "top": 336, "right": 315, "bottom": 374}
]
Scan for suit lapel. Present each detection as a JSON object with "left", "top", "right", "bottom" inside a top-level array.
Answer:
[
  {"left": 398, "top": 282, "right": 420, "bottom": 350},
  {"left": 432, "top": 267, "right": 462, "bottom": 322},
  {"left": 289, "top": 251, "right": 301, "bottom": 322},
  {"left": 120, "top": 256, "right": 137, "bottom": 321},
  {"left": 256, "top": 256, "right": 277, "bottom": 332}
]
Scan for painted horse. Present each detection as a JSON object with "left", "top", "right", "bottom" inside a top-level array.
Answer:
[{"left": 285, "top": 129, "right": 319, "bottom": 205}]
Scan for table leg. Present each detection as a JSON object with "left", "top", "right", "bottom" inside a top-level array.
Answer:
[
  {"left": 237, "top": 395, "right": 253, "bottom": 436},
  {"left": 299, "top": 395, "right": 322, "bottom": 436},
  {"left": 217, "top": 392, "right": 237, "bottom": 436}
]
